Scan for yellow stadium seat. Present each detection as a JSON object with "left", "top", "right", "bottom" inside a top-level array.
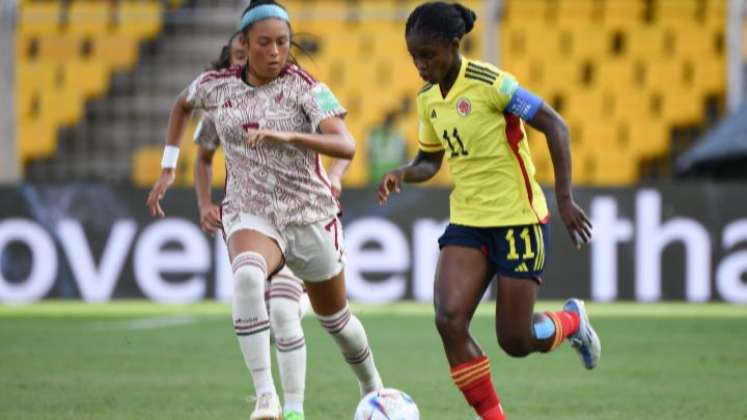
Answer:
[
  {"left": 65, "top": 61, "right": 108, "bottom": 98},
  {"left": 556, "top": 0, "right": 600, "bottom": 24},
  {"left": 627, "top": 26, "right": 666, "bottom": 58},
  {"left": 596, "top": 60, "right": 637, "bottom": 91},
  {"left": 603, "top": 0, "right": 644, "bottom": 26},
  {"left": 655, "top": 0, "right": 698, "bottom": 24},
  {"left": 19, "top": 2, "right": 61, "bottom": 36},
  {"left": 39, "top": 88, "right": 83, "bottom": 126},
  {"left": 117, "top": 1, "right": 163, "bottom": 40},
  {"left": 613, "top": 92, "right": 649, "bottom": 121},
  {"left": 17, "top": 62, "right": 60, "bottom": 93},
  {"left": 591, "top": 149, "right": 637, "bottom": 185},
  {"left": 671, "top": 25, "right": 718, "bottom": 59},
  {"left": 67, "top": 1, "right": 112, "bottom": 36},
  {"left": 37, "top": 34, "right": 83, "bottom": 63},
  {"left": 692, "top": 59, "right": 725, "bottom": 93},
  {"left": 18, "top": 121, "right": 56, "bottom": 162},
  {"left": 504, "top": 0, "right": 548, "bottom": 23},
  {"left": 704, "top": 0, "right": 726, "bottom": 29},
  {"left": 661, "top": 90, "right": 701, "bottom": 125},
  {"left": 542, "top": 62, "right": 579, "bottom": 91},
  {"left": 570, "top": 26, "right": 608, "bottom": 58},
  {"left": 16, "top": 91, "right": 36, "bottom": 124},
  {"left": 16, "top": 33, "right": 36, "bottom": 63},
  {"left": 91, "top": 35, "right": 139, "bottom": 71},
  {"left": 564, "top": 90, "right": 606, "bottom": 121},
  {"left": 629, "top": 121, "right": 669, "bottom": 158},
  {"left": 644, "top": 61, "right": 685, "bottom": 91},
  {"left": 132, "top": 147, "right": 163, "bottom": 187}
]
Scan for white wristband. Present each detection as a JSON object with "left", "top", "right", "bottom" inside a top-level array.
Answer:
[{"left": 161, "top": 145, "right": 180, "bottom": 169}]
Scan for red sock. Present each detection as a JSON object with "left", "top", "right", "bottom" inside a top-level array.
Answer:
[
  {"left": 545, "top": 311, "right": 580, "bottom": 351},
  {"left": 451, "top": 356, "right": 506, "bottom": 420}
]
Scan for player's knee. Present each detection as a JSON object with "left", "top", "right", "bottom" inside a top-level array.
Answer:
[
  {"left": 435, "top": 307, "right": 468, "bottom": 338},
  {"left": 233, "top": 265, "right": 266, "bottom": 300},
  {"left": 270, "top": 297, "right": 301, "bottom": 331},
  {"left": 497, "top": 331, "right": 533, "bottom": 358}
]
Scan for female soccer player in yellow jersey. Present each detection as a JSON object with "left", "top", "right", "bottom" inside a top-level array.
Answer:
[{"left": 378, "top": 3, "right": 601, "bottom": 419}]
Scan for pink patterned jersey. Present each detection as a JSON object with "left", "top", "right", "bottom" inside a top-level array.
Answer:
[{"left": 187, "top": 64, "right": 345, "bottom": 229}]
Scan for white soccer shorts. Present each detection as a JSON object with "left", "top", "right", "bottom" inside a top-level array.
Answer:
[{"left": 222, "top": 212, "right": 345, "bottom": 283}]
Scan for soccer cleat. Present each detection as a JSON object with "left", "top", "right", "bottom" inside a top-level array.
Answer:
[
  {"left": 284, "top": 411, "right": 304, "bottom": 420},
  {"left": 250, "top": 393, "right": 282, "bottom": 420},
  {"left": 563, "top": 298, "right": 601, "bottom": 370}
]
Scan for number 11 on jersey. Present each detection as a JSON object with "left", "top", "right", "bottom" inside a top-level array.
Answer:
[{"left": 443, "top": 128, "right": 468, "bottom": 157}]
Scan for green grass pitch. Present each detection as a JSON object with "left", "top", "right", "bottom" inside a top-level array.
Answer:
[{"left": 1, "top": 301, "right": 746, "bottom": 419}]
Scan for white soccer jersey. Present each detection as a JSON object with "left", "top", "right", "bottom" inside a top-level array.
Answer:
[{"left": 186, "top": 64, "right": 345, "bottom": 229}]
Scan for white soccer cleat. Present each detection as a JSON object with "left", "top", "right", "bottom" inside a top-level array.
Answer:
[
  {"left": 250, "top": 393, "right": 282, "bottom": 420},
  {"left": 563, "top": 298, "right": 601, "bottom": 370}
]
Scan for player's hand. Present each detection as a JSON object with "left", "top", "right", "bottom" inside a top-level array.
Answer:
[
  {"left": 246, "top": 129, "right": 293, "bottom": 147},
  {"left": 378, "top": 169, "right": 404, "bottom": 206},
  {"left": 146, "top": 168, "right": 176, "bottom": 218},
  {"left": 198, "top": 203, "right": 222, "bottom": 235},
  {"left": 558, "top": 197, "right": 592, "bottom": 249},
  {"left": 329, "top": 174, "right": 343, "bottom": 198}
]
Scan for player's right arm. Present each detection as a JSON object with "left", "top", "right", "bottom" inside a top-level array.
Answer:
[
  {"left": 193, "top": 116, "right": 222, "bottom": 235},
  {"left": 146, "top": 88, "right": 194, "bottom": 217},
  {"left": 378, "top": 93, "right": 444, "bottom": 205},
  {"left": 378, "top": 150, "right": 444, "bottom": 205},
  {"left": 194, "top": 145, "right": 222, "bottom": 235}
]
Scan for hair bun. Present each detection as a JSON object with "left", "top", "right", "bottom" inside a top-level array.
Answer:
[{"left": 453, "top": 3, "right": 476, "bottom": 34}]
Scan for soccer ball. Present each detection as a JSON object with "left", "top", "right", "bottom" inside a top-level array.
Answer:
[{"left": 354, "top": 388, "right": 419, "bottom": 420}]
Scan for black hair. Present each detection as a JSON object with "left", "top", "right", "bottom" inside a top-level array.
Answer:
[
  {"left": 405, "top": 2, "right": 477, "bottom": 42},
  {"left": 210, "top": 31, "right": 242, "bottom": 71}
]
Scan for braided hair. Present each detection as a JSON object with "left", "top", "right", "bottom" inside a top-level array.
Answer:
[{"left": 405, "top": 2, "right": 477, "bottom": 41}]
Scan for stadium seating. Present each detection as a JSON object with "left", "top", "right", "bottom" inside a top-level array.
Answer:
[
  {"left": 500, "top": 0, "right": 726, "bottom": 185},
  {"left": 16, "top": 0, "right": 164, "bottom": 165},
  {"left": 16, "top": 0, "right": 729, "bottom": 187}
]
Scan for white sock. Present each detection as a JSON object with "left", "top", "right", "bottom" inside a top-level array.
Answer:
[
  {"left": 298, "top": 293, "right": 311, "bottom": 319},
  {"left": 317, "top": 304, "right": 383, "bottom": 396},
  {"left": 268, "top": 276, "right": 306, "bottom": 413},
  {"left": 231, "top": 252, "right": 275, "bottom": 397}
]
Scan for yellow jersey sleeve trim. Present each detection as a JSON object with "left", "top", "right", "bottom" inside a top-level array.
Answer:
[{"left": 418, "top": 139, "right": 444, "bottom": 152}]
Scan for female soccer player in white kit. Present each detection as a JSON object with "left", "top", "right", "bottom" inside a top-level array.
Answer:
[
  {"left": 146, "top": 1, "right": 383, "bottom": 419},
  {"left": 193, "top": 30, "right": 350, "bottom": 420}
]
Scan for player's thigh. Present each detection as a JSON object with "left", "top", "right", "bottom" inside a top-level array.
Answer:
[
  {"left": 495, "top": 275, "right": 540, "bottom": 337},
  {"left": 285, "top": 217, "right": 346, "bottom": 316},
  {"left": 435, "top": 245, "right": 493, "bottom": 323},
  {"left": 224, "top": 212, "right": 286, "bottom": 273}
]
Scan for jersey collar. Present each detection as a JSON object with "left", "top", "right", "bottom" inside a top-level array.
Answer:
[{"left": 440, "top": 56, "right": 467, "bottom": 102}]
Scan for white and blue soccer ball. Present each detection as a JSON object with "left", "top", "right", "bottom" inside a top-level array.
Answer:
[{"left": 354, "top": 388, "right": 420, "bottom": 420}]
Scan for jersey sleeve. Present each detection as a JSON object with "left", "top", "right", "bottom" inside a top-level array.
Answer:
[
  {"left": 185, "top": 71, "right": 221, "bottom": 110},
  {"left": 193, "top": 115, "right": 220, "bottom": 150},
  {"left": 300, "top": 82, "right": 347, "bottom": 132},
  {"left": 489, "top": 72, "right": 543, "bottom": 120},
  {"left": 416, "top": 96, "right": 443, "bottom": 152}
]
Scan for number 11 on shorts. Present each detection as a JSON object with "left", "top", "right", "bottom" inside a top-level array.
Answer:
[{"left": 505, "top": 227, "right": 534, "bottom": 260}]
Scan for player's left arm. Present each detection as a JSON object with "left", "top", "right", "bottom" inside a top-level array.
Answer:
[
  {"left": 524, "top": 99, "right": 592, "bottom": 249},
  {"left": 246, "top": 117, "right": 355, "bottom": 159},
  {"left": 327, "top": 158, "right": 351, "bottom": 198},
  {"left": 491, "top": 74, "right": 592, "bottom": 248}
]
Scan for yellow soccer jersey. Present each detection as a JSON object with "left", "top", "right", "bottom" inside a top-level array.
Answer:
[{"left": 416, "top": 57, "right": 549, "bottom": 227}]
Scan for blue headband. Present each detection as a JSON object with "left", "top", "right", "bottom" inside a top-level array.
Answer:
[{"left": 239, "top": 4, "right": 290, "bottom": 31}]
